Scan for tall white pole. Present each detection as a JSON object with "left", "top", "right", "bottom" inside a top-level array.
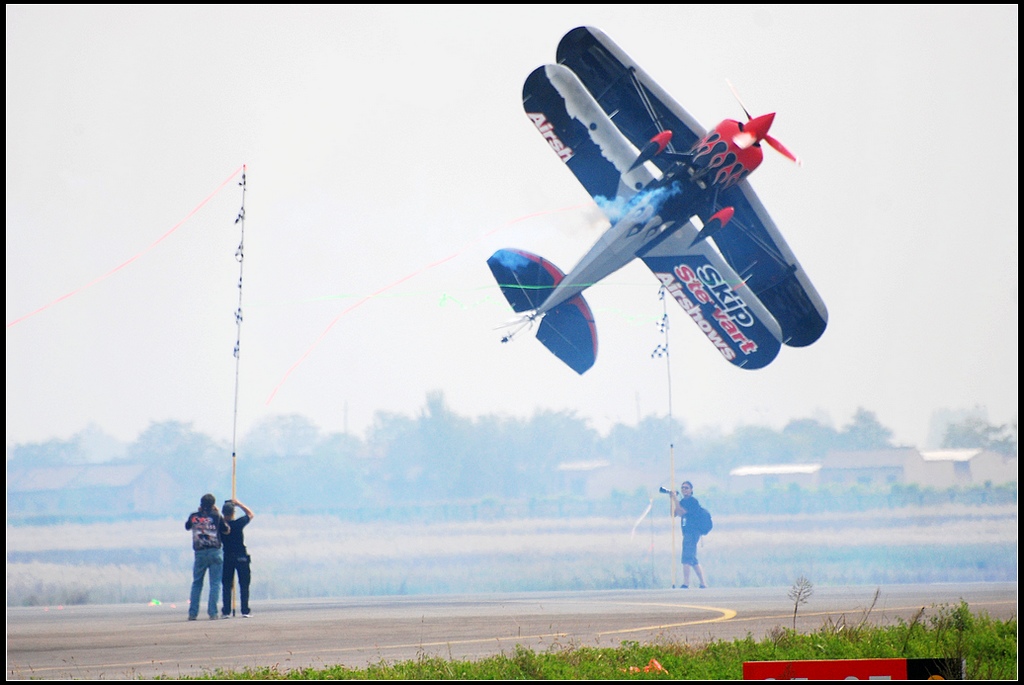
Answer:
[
  {"left": 227, "top": 167, "right": 247, "bottom": 617},
  {"left": 230, "top": 166, "right": 247, "bottom": 501},
  {"left": 653, "top": 286, "right": 677, "bottom": 588}
]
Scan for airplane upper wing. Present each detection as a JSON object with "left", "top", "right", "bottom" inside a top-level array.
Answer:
[
  {"left": 555, "top": 26, "right": 828, "bottom": 348},
  {"left": 555, "top": 26, "right": 706, "bottom": 168},
  {"left": 522, "top": 63, "right": 657, "bottom": 215}
]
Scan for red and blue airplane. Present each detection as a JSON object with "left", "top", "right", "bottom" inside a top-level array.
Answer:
[{"left": 488, "top": 26, "right": 827, "bottom": 374}]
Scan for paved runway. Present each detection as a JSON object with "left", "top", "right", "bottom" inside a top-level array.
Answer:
[{"left": 6, "top": 582, "right": 1016, "bottom": 679}]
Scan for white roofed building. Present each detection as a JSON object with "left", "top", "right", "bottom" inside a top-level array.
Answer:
[
  {"left": 728, "top": 463, "right": 821, "bottom": 490},
  {"left": 918, "top": 449, "right": 1017, "bottom": 487}
]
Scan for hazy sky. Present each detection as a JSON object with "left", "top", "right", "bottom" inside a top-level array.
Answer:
[{"left": 6, "top": 5, "right": 1018, "bottom": 450}]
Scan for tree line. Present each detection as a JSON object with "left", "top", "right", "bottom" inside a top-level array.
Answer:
[{"left": 7, "top": 392, "right": 1016, "bottom": 518}]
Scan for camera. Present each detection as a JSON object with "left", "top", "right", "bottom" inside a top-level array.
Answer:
[{"left": 659, "top": 486, "right": 674, "bottom": 495}]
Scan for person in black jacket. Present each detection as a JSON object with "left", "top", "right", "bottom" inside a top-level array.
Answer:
[
  {"left": 220, "top": 499, "right": 255, "bottom": 617},
  {"left": 671, "top": 481, "right": 708, "bottom": 588}
]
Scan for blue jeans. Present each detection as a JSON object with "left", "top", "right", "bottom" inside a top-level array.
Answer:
[{"left": 189, "top": 548, "right": 224, "bottom": 619}]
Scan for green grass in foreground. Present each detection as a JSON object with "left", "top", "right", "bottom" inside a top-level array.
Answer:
[{"left": 189, "top": 602, "right": 1016, "bottom": 680}]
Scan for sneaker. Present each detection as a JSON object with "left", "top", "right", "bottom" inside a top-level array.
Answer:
[
  {"left": 699, "top": 584, "right": 708, "bottom": 589},
  {"left": 241, "top": 612, "right": 251, "bottom": 618},
  {"left": 679, "top": 585, "right": 689, "bottom": 589},
  {"left": 209, "top": 614, "right": 218, "bottom": 620},
  {"left": 187, "top": 616, "right": 197, "bottom": 621},
  {"left": 221, "top": 613, "right": 232, "bottom": 619}
]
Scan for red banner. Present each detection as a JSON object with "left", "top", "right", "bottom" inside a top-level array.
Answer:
[{"left": 743, "top": 657, "right": 964, "bottom": 680}]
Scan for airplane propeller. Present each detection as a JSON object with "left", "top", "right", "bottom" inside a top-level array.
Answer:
[{"left": 727, "top": 80, "right": 801, "bottom": 166}]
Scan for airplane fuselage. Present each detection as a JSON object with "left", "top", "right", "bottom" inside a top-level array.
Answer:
[
  {"left": 535, "top": 118, "right": 768, "bottom": 317},
  {"left": 536, "top": 178, "right": 692, "bottom": 316}
]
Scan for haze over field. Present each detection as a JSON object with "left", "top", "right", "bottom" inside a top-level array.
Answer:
[
  {"left": 6, "top": 505, "right": 1017, "bottom": 606},
  {"left": 6, "top": 5, "right": 1018, "bottom": 449}
]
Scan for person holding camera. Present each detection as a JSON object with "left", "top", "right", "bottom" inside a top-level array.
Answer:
[
  {"left": 666, "top": 481, "right": 708, "bottom": 588},
  {"left": 220, "top": 498, "right": 255, "bottom": 618},
  {"left": 185, "top": 493, "right": 230, "bottom": 620}
]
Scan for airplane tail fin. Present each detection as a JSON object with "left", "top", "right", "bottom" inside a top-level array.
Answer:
[{"left": 487, "top": 249, "right": 597, "bottom": 374}]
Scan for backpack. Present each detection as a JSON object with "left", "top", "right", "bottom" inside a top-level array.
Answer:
[{"left": 690, "top": 506, "right": 713, "bottom": 536}]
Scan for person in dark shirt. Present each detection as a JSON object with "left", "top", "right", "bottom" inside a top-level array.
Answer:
[
  {"left": 220, "top": 498, "right": 255, "bottom": 617},
  {"left": 185, "top": 493, "right": 230, "bottom": 620},
  {"left": 670, "top": 481, "right": 708, "bottom": 589}
]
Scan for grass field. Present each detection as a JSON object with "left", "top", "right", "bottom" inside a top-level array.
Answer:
[{"left": 6, "top": 504, "right": 1017, "bottom": 607}]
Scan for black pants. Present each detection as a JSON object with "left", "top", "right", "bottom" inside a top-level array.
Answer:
[{"left": 222, "top": 554, "right": 251, "bottom": 616}]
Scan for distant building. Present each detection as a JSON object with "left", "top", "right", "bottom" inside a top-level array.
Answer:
[
  {"left": 7, "top": 464, "right": 179, "bottom": 518},
  {"left": 729, "top": 463, "right": 821, "bottom": 490},
  {"left": 743, "top": 448, "right": 1020, "bottom": 491},
  {"left": 556, "top": 459, "right": 611, "bottom": 496},
  {"left": 556, "top": 459, "right": 722, "bottom": 500},
  {"left": 818, "top": 448, "right": 922, "bottom": 487},
  {"left": 918, "top": 449, "right": 1017, "bottom": 487},
  {"left": 556, "top": 446, "right": 1018, "bottom": 499}
]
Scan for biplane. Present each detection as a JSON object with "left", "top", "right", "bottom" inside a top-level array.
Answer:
[{"left": 487, "top": 26, "right": 827, "bottom": 374}]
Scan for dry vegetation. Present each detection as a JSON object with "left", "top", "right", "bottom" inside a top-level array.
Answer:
[{"left": 6, "top": 505, "right": 1017, "bottom": 606}]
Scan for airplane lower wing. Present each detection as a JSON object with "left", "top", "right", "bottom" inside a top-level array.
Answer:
[
  {"left": 709, "top": 184, "right": 828, "bottom": 347},
  {"left": 638, "top": 222, "right": 783, "bottom": 369}
]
